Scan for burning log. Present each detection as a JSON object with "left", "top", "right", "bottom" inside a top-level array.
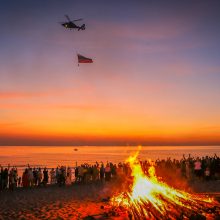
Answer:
[{"left": 110, "top": 151, "right": 220, "bottom": 220}]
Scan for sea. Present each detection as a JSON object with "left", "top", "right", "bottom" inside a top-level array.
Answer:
[{"left": 0, "top": 146, "right": 219, "bottom": 171}]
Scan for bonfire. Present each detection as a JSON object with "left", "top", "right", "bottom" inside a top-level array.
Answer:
[{"left": 110, "top": 150, "right": 219, "bottom": 220}]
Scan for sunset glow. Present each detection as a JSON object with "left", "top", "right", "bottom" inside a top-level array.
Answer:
[{"left": 1, "top": 1, "right": 220, "bottom": 145}]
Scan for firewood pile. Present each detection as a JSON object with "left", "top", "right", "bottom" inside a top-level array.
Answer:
[{"left": 83, "top": 194, "right": 220, "bottom": 220}]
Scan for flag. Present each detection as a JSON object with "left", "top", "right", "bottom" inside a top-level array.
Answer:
[{"left": 77, "top": 54, "right": 93, "bottom": 64}]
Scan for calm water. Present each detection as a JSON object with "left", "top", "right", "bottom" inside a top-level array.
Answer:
[{"left": 0, "top": 146, "right": 219, "bottom": 169}]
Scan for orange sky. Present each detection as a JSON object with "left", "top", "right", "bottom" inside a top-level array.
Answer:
[
  {"left": 1, "top": 1, "right": 220, "bottom": 145},
  {"left": 1, "top": 94, "right": 220, "bottom": 145}
]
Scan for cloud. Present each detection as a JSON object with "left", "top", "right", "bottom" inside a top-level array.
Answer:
[
  {"left": 0, "top": 122, "right": 23, "bottom": 128},
  {"left": 78, "top": 18, "right": 206, "bottom": 57},
  {"left": 0, "top": 102, "right": 109, "bottom": 111},
  {"left": 161, "top": 63, "right": 220, "bottom": 77},
  {"left": 0, "top": 91, "right": 48, "bottom": 99}
]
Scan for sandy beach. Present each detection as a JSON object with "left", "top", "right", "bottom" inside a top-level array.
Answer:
[
  {"left": 0, "top": 179, "right": 220, "bottom": 220},
  {"left": 0, "top": 181, "right": 120, "bottom": 220}
]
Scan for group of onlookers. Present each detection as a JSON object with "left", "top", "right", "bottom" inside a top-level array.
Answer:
[
  {"left": 153, "top": 154, "right": 220, "bottom": 181},
  {"left": 0, "top": 154, "right": 219, "bottom": 191},
  {"left": 0, "top": 165, "right": 73, "bottom": 190},
  {"left": 0, "top": 166, "right": 19, "bottom": 191},
  {"left": 74, "top": 162, "right": 124, "bottom": 183},
  {"left": 0, "top": 162, "right": 126, "bottom": 191}
]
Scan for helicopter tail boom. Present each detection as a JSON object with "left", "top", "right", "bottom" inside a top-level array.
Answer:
[{"left": 78, "top": 24, "right": 85, "bottom": 31}]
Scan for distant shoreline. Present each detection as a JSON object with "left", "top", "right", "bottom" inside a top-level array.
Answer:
[{"left": 0, "top": 145, "right": 220, "bottom": 147}]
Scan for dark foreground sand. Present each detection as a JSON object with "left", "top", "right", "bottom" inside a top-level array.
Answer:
[
  {"left": 0, "top": 182, "right": 119, "bottom": 220},
  {"left": 0, "top": 180, "right": 220, "bottom": 220}
]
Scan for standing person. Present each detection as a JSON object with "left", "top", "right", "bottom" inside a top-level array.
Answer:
[
  {"left": 185, "top": 160, "right": 191, "bottom": 180},
  {"left": 82, "top": 165, "right": 88, "bottom": 183},
  {"left": 33, "top": 168, "right": 38, "bottom": 186},
  {"left": 14, "top": 168, "right": 18, "bottom": 188},
  {"left": 74, "top": 166, "right": 79, "bottom": 182},
  {"left": 61, "top": 166, "right": 66, "bottom": 186},
  {"left": 43, "top": 167, "right": 48, "bottom": 186},
  {"left": 55, "top": 167, "right": 59, "bottom": 184},
  {"left": 50, "top": 168, "right": 56, "bottom": 184},
  {"left": 28, "top": 168, "right": 34, "bottom": 187},
  {"left": 180, "top": 156, "right": 186, "bottom": 178},
  {"left": 56, "top": 167, "right": 61, "bottom": 186},
  {"left": 194, "top": 157, "right": 202, "bottom": 179},
  {"left": 38, "top": 168, "right": 42, "bottom": 186},
  {"left": 22, "top": 169, "right": 29, "bottom": 188},
  {"left": 9, "top": 169, "right": 14, "bottom": 190},
  {"left": 66, "top": 167, "right": 72, "bottom": 185},
  {"left": 92, "top": 165, "right": 99, "bottom": 182},
  {"left": 2, "top": 168, "right": 9, "bottom": 189},
  {"left": 116, "top": 163, "right": 123, "bottom": 181},
  {"left": 57, "top": 166, "right": 66, "bottom": 186},
  {"left": 0, "top": 166, "right": 3, "bottom": 190},
  {"left": 100, "top": 164, "right": 105, "bottom": 182},
  {"left": 78, "top": 165, "right": 84, "bottom": 183},
  {"left": 105, "top": 163, "right": 111, "bottom": 181},
  {"left": 9, "top": 168, "right": 17, "bottom": 191}
]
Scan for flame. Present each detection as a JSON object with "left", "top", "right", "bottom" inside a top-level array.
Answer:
[{"left": 111, "top": 149, "right": 217, "bottom": 219}]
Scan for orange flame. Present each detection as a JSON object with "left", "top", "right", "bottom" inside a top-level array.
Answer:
[{"left": 111, "top": 149, "right": 217, "bottom": 219}]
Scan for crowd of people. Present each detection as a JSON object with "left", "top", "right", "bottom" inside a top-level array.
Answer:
[
  {"left": 0, "top": 165, "right": 74, "bottom": 190},
  {"left": 154, "top": 153, "right": 220, "bottom": 181},
  {"left": 0, "top": 154, "right": 220, "bottom": 191}
]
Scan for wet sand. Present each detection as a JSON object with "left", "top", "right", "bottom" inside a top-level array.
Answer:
[{"left": 0, "top": 180, "right": 220, "bottom": 220}]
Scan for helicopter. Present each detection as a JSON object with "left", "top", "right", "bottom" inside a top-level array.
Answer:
[{"left": 60, "top": 15, "right": 85, "bottom": 31}]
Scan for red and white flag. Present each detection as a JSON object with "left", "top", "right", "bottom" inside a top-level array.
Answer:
[{"left": 77, "top": 54, "right": 93, "bottom": 64}]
